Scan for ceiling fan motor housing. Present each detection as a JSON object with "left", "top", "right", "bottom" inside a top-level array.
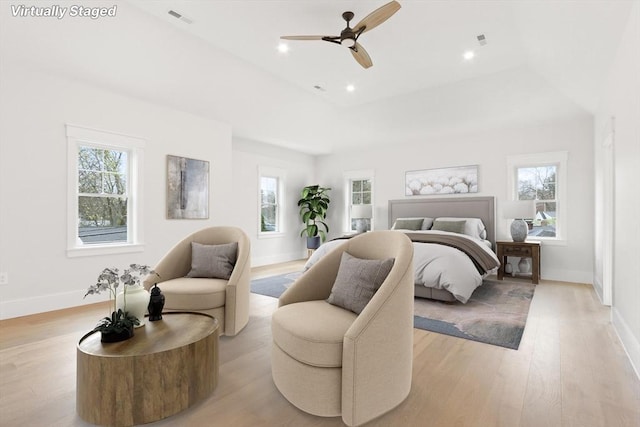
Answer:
[{"left": 340, "top": 11, "right": 357, "bottom": 47}]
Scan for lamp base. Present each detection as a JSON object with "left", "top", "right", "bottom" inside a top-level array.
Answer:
[{"left": 510, "top": 219, "right": 528, "bottom": 242}]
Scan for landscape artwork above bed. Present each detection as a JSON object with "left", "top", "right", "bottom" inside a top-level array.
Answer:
[{"left": 405, "top": 164, "right": 478, "bottom": 196}]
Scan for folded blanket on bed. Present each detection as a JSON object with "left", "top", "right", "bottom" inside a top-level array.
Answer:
[{"left": 403, "top": 232, "right": 500, "bottom": 275}]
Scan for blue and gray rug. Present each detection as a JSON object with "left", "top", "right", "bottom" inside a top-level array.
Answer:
[{"left": 251, "top": 273, "right": 534, "bottom": 350}]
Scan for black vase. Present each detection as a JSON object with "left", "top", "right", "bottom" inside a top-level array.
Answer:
[
  {"left": 100, "top": 327, "right": 134, "bottom": 343},
  {"left": 148, "top": 284, "right": 165, "bottom": 321}
]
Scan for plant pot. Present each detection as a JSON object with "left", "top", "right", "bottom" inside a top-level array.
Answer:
[
  {"left": 116, "top": 284, "right": 150, "bottom": 328},
  {"left": 306, "top": 236, "right": 321, "bottom": 249},
  {"left": 100, "top": 327, "right": 134, "bottom": 343}
]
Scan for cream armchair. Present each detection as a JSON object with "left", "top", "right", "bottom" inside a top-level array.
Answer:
[
  {"left": 143, "top": 226, "right": 250, "bottom": 336},
  {"left": 271, "top": 231, "right": 414, "bottom": 426}
]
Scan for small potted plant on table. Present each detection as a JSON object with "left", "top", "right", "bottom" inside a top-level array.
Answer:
[{"left": 83, "top": 264, "right": 157, "bottom": 343}]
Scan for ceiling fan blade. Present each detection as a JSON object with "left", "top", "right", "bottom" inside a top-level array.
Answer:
[
  {"left": 353, "top": 0, "right": 401, "bottom": 34},
  {"left": 351, "top": 43, "right": 373, "bottom": 69},
  {"left": 280, "top": 35, "right": 327, "bottom": 40}
]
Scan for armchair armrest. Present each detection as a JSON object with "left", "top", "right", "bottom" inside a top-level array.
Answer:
[
  {"left": 223, "top": 232, "right": 251, "bottom": 336},
  {"left": 341, "top": 252, "right": 414, "bottom": 426},
  {"left": 278, "top": 241, "right": 348, "bottom": 307},
  {"left": 143, "top": 239, "right": 192, "bottom": 290}
]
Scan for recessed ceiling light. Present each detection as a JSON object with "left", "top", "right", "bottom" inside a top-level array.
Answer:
[
  {"left": 277, "top": 43, "right": 289, "bottom": 53},
  {"left": 463, "top": 50, "right": 475, "bottom": 60},
  {"left": 346, "top": 84, "right": 355, "bottom": 92}
]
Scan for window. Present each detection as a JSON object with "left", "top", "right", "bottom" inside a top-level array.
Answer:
[
  {"left": 67, "top": 125, "right": 145, "bottom": 257},
  {"left": 344, "top": 170, "right": 374, "bottom": 233},
  {"left": 259, "top": 167, "right": 285, "bottom": 236},
  {"left": 507, "top": 152, "right": 567, "bottom": 243}
]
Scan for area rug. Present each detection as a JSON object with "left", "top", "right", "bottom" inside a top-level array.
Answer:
[
  {"left": 251, "top": 273, "right": 534, "bottom": 350},
  {"left": 250, "top": 271, "right": 302, "bottom": 298}
]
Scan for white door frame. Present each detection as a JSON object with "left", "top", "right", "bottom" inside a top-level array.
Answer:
[{"left": 601, "top": 118, "right": 615, "bottom": 306}]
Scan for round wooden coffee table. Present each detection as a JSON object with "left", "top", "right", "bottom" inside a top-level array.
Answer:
[{"left": 76, "top": 312, "right": 219, "bottom": 426}]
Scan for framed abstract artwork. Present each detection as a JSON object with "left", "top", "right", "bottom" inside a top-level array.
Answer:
[
  {"left": 167, "top": 155, "right": 209, "bottom": 219},
  {"left": 405, "top": 165, "right": 478, "bottom": 196}
]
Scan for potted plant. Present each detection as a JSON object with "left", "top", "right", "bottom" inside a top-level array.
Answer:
[
  {"left": 298, "top": 185, "right": 331, "bottom": 249},
  {"left": 83, "top": 264, "right": 157, "bottom": 342}
]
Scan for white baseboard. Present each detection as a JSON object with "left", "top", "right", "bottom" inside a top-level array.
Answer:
[
  {"left": 1, "top": 252, "right": 308, "bottom": 320},
  {"left": 612, "top": 307, "right": 640, "bottom": 380},
  {"left": 541, "top": 267, "right": 592, "bottom": 284},
  {"left": 0, "top": 289, "right": 109, "bottom": 320},
  {"left": 251, "top": 250, "right": 307, "bottom": 268},
  {"left": 592, "top": 276, "right": 604, "bottom": 304}
]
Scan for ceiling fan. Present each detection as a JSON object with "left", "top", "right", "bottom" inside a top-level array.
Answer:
[{"left": 280, "top": 0, "right": 401, "bottom": 69}]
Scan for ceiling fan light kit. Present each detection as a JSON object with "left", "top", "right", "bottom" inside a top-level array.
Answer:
[{"left": 280, "top": 0, "right": 401, "bottom": 69}]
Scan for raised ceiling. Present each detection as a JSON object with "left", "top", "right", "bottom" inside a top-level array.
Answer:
[
  {"left": 1, "top": 1, "right": 635, "bottom": 154},
  {"left": 132, "top": 1, "right": 630, "bottom": 110}
]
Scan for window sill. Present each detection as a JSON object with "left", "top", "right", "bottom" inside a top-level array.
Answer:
[
  {"left": 67, "top": 243, "right": 145, "bottom": 258},
  {"left": 527, "top": 238, "right": 566, "bottom": 247},
  {"left": 258, "top": 232, "right": 285, "bottom": 240}
]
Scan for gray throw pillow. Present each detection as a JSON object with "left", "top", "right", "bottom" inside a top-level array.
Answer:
[
  {"left": 392, "top": 218, "right": 424, "bottom": 230},
  {"left": 432, "top": 220, "right": 467, "bottom": 234},
  {"left": 327, "top": 252, "right": 395, "bottom": 314},
  {"left": 187, "top": 241, "right": 238, "bottom": 279}
]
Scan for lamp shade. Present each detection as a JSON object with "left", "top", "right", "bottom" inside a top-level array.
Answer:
[
  {"left": 351, "top": 204, "right": 373, "bottom": 219},
  {"left": 502, "top": 200, "right": 535, "bottom": 220}
]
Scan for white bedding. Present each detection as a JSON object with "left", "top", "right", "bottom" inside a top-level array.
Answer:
[{"left": 304, "top": 230, "right": 499, "bottom": 303}]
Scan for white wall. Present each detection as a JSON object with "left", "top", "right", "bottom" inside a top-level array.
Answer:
[
  {"left": 0, "top": 64, "right": 234, "bottom": 319},
  {"left": 316, "top": 115, "right": 595, "bottom": 284},
  {"left": 232, "top": 138, "right": 315, "bottom": 266},
  {"left": 594, "top": 2, "right": 640, "bottom": 376}
]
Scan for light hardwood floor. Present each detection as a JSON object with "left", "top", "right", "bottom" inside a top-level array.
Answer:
[{"left": 1, "top": 260, "right": 638, "bottom": 427}]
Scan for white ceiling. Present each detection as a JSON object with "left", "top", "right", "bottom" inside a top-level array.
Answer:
[{"left": 1, "top": 1, "right": 635, "bottom": 154}]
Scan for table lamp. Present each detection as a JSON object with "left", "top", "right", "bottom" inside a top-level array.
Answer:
[
  {"left": 351, "top": 204, "right": 373, "bottom": 233},
  {"left": 503, "top": 200, "right": 535, "bottom": 242}
]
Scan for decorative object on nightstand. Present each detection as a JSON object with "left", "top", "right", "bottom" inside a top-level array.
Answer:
[
  {"left": 351, "top": 204, "right": 372, "bottom": 233},
  {"left": 503, "top": 200, "right": 535, "bottom": 242},
  {"left": 504, "top": 262, "right": 513, "bottom": 275},
  {"left": 518, "top": 257, "right": 531, "bottom": 274}
]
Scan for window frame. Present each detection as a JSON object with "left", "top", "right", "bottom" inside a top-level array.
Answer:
[
  {"left": 507, "top": 151, "right": 567, "bottom": 245},
  {"left": 258, "top": 166, "right": 285, "bottom": 238},
  {"left": 66, "top": 124, "right": 145, "bottom": 257},
  {"left": 344, "top": 170, "right": 375, "bottom": 233}
]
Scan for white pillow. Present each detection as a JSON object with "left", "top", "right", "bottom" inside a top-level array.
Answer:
[
  {"left": 391, "top": 217, "right": 434, "bottom": 230},
  {"left": 436, "top": 217, "right": 486, "bottom": 240}
]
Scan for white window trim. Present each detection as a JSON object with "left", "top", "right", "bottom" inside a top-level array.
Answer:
[
  {"left": 507, "top": 151, "right": 567, "bottom": 246},
  {"left": 258, "top": 166, "right": 285, "bottom": 239},
  {"left": 66, "top": 124, "right": 145, "bottom": 257},
  {"left": 344, "top": 169, "right": 375, "bottom": 233}
]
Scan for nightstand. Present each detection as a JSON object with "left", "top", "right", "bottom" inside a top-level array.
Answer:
[{"left": 496, "top": 241, "right": 541, "bottom": 284}]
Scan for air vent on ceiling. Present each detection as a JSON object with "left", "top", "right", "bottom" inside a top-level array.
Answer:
[
  {"left": 477, "top": 34, "right": 487, "bottom": 46},
  {"left": 168, "top": 10, "right": 193, "bottom": 24},
  {"left": 313, "top": 85, "right": 326, "bottom": 92}
]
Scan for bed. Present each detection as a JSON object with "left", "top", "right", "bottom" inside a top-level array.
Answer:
[{"left": 304, "top": 196, "right": 500, "bottom": 303}]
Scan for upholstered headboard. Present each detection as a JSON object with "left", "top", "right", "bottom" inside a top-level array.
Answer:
[{"left": 388, "top": 196, "right": 496, "bottom": 249}]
